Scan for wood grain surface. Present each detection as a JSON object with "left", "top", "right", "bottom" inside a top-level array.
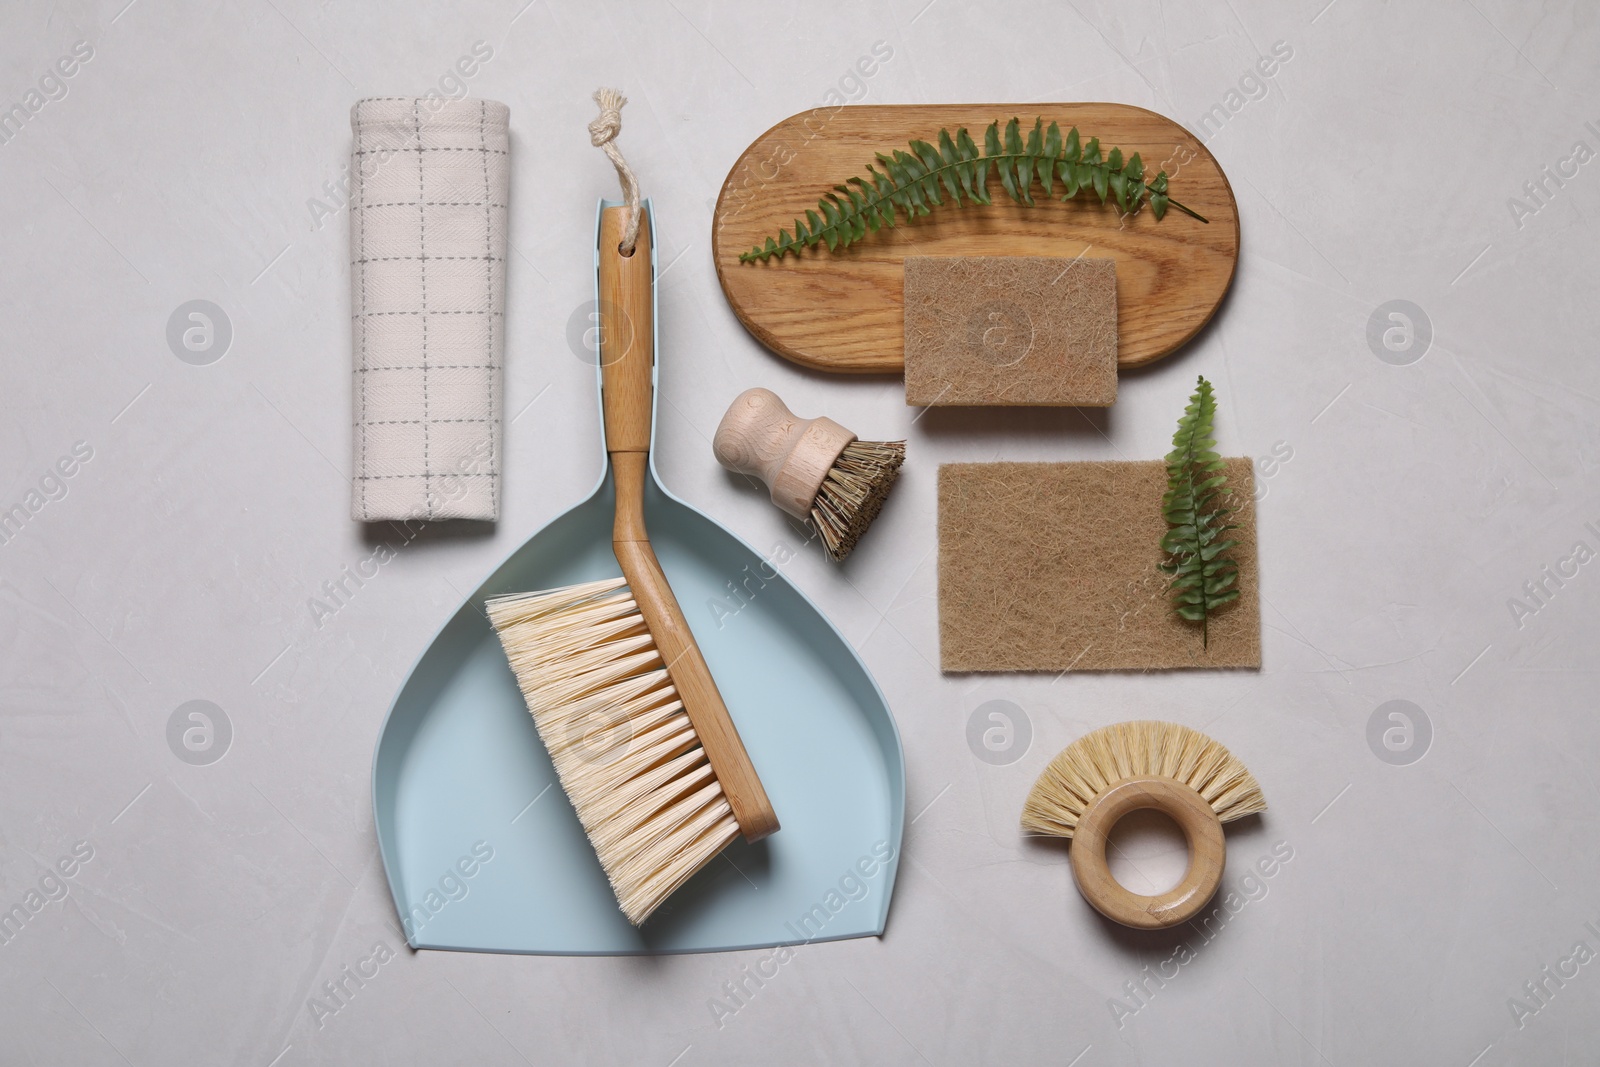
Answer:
[
  {"left": 711, "top": 387, "right": 856, "bottom": 518},
  {"left": 1068, "top": 775, "right": 1226, "bottom": 930},
  {"left": 713, "top": 103, "right": 1240, "bottom": 375},
  {"left": 600, "top": 207, "right": 779, "bottom": 842}
]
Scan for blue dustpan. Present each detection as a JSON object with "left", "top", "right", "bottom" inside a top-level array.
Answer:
[{"left": 371, "top": 201, "right": 904, "bottom": 954}]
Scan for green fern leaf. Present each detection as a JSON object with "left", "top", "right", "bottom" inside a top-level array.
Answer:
[
  {"left": 964, "top": 128, "right": 991, "bottom": 204},
  {"left": 1063, "top": 125, "right": 1081, "bottom": 162},
  {"left": 994, "top": 122, "right": 1019, "bottom": 202},
  {"left": 1016, "top": 119, "right": 1040, "bottom": 205},
  {"left": 739, "top": 116, "right": 1208, "bottom": 262},
  {"left": 1159, "top": 376, "right": 1241, "bottom": 648},
  {"left": 1058, "top": 156, "right": 1081, "bottom": 199},
  {"left": 1040, "top": 122, "right": 1061, "bottom": 197}
]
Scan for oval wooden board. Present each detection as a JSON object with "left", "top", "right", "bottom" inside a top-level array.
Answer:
[{"left": 712, "top": 104, "right": 1239, "bottom": 375}]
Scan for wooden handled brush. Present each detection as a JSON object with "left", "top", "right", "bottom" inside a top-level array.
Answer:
[
  {"left": 487, "top": 206, "right": 777, "bottom": 926},
  {"left": 713, "top": 388, "right": 905, "bottom": 561},
  {"left": 1021, "top": 721, "right": 1265, "bottom": 930}
]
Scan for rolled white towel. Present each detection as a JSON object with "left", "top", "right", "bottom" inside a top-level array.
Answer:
[{"left": 349, "top": 96, "right": 509, "bottom": 522}]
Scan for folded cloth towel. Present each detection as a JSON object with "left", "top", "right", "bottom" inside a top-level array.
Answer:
[{"left": 349, "top": 97, "right": 509, "bottom": 522}]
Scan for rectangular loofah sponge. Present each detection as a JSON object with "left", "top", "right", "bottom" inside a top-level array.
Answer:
[
  {"left": 904, "top": 256, "right": 1118, "bottom": 407},
  {"left": 937, "top": 459, "right": 1260, "bottom": 671}
]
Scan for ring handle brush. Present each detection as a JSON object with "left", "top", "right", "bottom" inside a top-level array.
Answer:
[
  {"left": 1021, "top": 720, "right": 1265, "bottom": 930},
  {"left": 600, "top": 206, "right": 778, "bottom": 842}
]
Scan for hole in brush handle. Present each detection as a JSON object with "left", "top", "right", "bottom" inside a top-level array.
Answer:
[
  {"left": 599, "top": 205, "right": 655, "bottom": 456},
  {"left": 1069, "top": 776, "right": 1225, "bottom": 930}
]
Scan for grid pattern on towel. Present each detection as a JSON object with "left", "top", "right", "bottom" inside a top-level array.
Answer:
[{"left": 350, "top": 97, "right": 509, "bottom": 522}]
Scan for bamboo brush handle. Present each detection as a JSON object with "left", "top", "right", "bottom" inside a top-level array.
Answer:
[
  {"left": 1068, "top": 776, "right": 1225, "bottom": 930},
  {"left": 598, "top": 206, "right": 778, "bottom": 843},
  {"left": 712, "top": 388, "right": 856, "bottom": 520}
]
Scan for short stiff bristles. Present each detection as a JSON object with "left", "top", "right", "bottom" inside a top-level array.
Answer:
[
  {"left": 811, "top": 439, "right": 906, "bottom": 561},
  {"left": 1020, "top": 721, "right": 1266, "bottom": 838},
  {"left": 487, "top": 576, "right": 740, "bottom": 924}
]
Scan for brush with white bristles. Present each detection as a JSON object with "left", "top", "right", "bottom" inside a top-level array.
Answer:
[
  {"left": 486, "top": 111, "right": 777, "bottom": 926},
  {"left": 1022, "top": 721, "right": 1265, "bottom": 929},
  {"left": 488, "top": 577, "right": 769, "bottom": 924}
]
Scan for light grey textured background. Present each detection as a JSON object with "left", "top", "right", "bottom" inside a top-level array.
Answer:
[{"left": 2, "top": 1, "right": 1596, "bottom": 1064}]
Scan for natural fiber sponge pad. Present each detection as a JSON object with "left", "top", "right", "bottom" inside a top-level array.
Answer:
[
  {"left": 938, "top": 459, "right": 1260, "bottom": 672},
  {"left": 904, "top": 256, "right": 1117, "bottom": 407}
]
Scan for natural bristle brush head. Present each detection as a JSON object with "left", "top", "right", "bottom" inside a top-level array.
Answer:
[
  {"left": 713, "top": 387, "right": 905, "bottom": 562},
  {"left": 811, "top": 439, "right": 906, "bottom": 560},
  {"left": 1021, "top": 721, "right": 1265, "bottom": 837},
  {"left": 488, "top": 577, "right": 741, "bottom": 925},
  {"left": 1021, "top": 721, "right": 1266, "bottom": 930}
]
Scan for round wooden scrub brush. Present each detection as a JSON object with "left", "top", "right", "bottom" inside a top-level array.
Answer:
[
  {"left": 713, "top": 387, "right": 905, "bottom": 562},
  {"left": 1021, "top": 721, "right": 1266, "bottom": 930}
]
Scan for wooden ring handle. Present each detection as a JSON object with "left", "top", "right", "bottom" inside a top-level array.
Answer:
[{"left": 1069, "top": 776, "right": 1225, "bottom": 930}]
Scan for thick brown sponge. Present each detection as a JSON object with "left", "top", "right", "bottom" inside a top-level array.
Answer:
[{"left": 904, "top": 256, "right": 1118, "bottom": 407}]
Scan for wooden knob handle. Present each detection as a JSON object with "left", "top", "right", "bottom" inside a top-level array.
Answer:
[
  {"left": 712, "top": 388, "right": 856, "bottom": 519},
  {"left": 1068, "top": 776, "right": 1226, "bottom": 930}
]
